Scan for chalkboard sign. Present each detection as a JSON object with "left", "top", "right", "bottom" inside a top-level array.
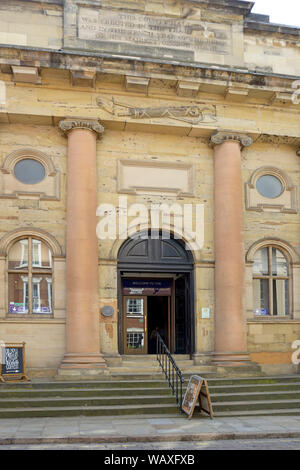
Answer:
[
  {"left": 0, "top": 342, "right": 29, "bottom": 383},
  {"left": 182, "top": 375, "right": 213, "bottom": 420}
]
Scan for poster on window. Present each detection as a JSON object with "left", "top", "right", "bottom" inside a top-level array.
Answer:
[
  {"left": 254, "top": 308, "right": 269, "bottom": 316},
  {"left": 9, "top": 302, "right": 27, "bottom": 314}
]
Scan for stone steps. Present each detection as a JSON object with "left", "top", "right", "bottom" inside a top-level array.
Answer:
[
  {"left": 212, "top": 408, "right": 300, "bottom": 417},
  {"left": 0, "top": 374, "right": 179, "bottom": 418},
  {"left": 0, "top": 394, "right": 175, "bottom": 409},
  {"left": 0, "top": 386, "right": 172, "bottom": 399},
  {"left": 207, "top": 375, "right": 300, "bottom": 417},
  {"left": 1, "top": 368, "right": 300, "bottom": 419},
  {"left": 0, "top": 404, "right": 179, "bottom": 419}
]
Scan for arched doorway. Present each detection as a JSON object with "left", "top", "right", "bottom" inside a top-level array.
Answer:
[{"left": 117, "top": 230, "right": 194, "bottom": 356}]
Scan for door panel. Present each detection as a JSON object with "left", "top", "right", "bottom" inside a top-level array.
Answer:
[
  {"left": 174, "top": 274, "right": 191, "bottom": 354},
  {"left": 123, "top": 296, "right": 147, "bottom": 354}
]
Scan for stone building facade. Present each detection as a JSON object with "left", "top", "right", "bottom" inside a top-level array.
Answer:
[{"left": 0, "top": 0, "right": 300, "bottom": 378}]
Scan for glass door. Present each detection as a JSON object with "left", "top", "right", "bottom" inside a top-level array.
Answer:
[{"left": 123, "top": 296, "right": 148, "bottom": 354}]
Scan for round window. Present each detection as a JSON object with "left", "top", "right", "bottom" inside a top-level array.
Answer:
[
  {"left": 14, "top": 159, "right": 46, "bottom": 184},
  {"left": 256, "top": 175, "right": 283, "bottom": 199}
]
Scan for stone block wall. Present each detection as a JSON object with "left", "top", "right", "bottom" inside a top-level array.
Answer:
[{"left": 0, "top": 1, "right": 62, "bottom": 50}]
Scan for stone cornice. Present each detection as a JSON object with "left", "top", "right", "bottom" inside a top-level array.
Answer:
[
  {"left": 245, "top": 19, "right": 300, "bottom": 37},
  {"left": 211, "top": 131, "right": 253, "bottom": 148},
  {"left": 58, "top": 119, "right": 104, "bottom": 137},
  {"left": 254, "top": 134, "right": 300, "bottom": 146},
  {"left": 188, "top": 0, "right": 254, "bottom": 16},
  {"left": 1, "top": 45, "right": 300, "bottom": 88}
]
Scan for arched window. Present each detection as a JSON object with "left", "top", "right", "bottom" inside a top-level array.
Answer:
[
  {"left": 8, "top": 237, "right": 53, "bottom": 315},
  {"left": 252, "top": 246, "right": 290, "bottom": 317}
]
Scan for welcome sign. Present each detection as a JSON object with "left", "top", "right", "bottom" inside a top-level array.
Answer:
[{"left": 123, "top": 279, "right": 171, "bottom": 296}]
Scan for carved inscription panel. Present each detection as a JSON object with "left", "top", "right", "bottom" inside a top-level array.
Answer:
[{"left": 75, "top": 6, "right": 240, "bottom": 65}]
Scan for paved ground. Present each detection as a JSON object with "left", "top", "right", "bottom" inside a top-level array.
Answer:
[
  {"left": 1, "top": 438, "right": 300, "bottom": 450},
  {"left": 0, "top": 414, "right": 300, "bottom": 449}
]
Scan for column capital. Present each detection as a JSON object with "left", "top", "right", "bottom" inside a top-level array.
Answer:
[
  {"left": 58, "top": 118, "right": 104, "bottom": 138},
  {"left": 211, "top": 131, "right": 253, "bottom": 148}
]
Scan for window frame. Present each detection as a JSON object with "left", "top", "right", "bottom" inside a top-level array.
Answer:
[
  {"left": 252, "top": 245, "right": 291, "bottom": 317},
  {"left": 7, "top": 236, "right": 53, "bottom": 317}
]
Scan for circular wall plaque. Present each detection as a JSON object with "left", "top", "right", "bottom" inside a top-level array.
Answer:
[{"left": 101, "top": 306, "right": 114, "bottom": 317}]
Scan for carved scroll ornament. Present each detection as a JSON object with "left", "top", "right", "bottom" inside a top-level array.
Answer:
[{"left": 97, "top": 97, "right": 217, "bottom": 126}]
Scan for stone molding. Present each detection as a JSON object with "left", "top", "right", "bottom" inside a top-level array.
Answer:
[
  {"left": 246, "top": 238, "right": 300, "bottom": 264},
  {"left": 245, "top": 166, "right": 297, "bottom": 214},
  {"left": 211, "top": 131, "right": 253, "bottom": 148},
  {"left": 117, "top": 159, "right": 194, "bottom": 197},
  {"left": 58, "top": 119, "right": 104, "bottom": 138},
  {"left": 0, "top": 227, "right": 64, "bottom": 257},
  {"left": 1, "top": 148, "right": 57, "bottom": 176},
  {"left": 0, "top": 148, "right": 60, "bottom": 201}
]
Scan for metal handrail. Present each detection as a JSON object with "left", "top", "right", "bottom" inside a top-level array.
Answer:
[{"left": 156, "top": 333, "right": 185, "bottom": 412}]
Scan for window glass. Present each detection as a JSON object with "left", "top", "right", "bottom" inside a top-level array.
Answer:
[
  {"left": 8, "top": 239, "right": 28, "bottom": 269},
  {"left": 126, "top": 298, "right": 144, "bottom": 316},
  {"left": 8, "top": 273, "right": 29, "bottom": 314},
  {"left": 253, "top": 278, "right": 269, "bottom": 315},
  {"left": 253, "top": 247, "right": 269, "bottom": 275},
  {"left": 32, "top": 239, "right": 52, "bottom": 268},
  {"left": 8, "top": 237, "right": 53, "bottom": 315},
  {"left": 253, "top": 246, "right": 290, "bottom": 317},
  {"left": 272, "top": 248, "right": 288, "bottom": 276},
  {"left": 256, "top": 175, "right": 283, "bottom": 199},
  {"left": 126, "top": 330, "right": 144, "bottom": 350},
  {"left": 32, "top": 275, "right": 52, "bottom": 314},
  {"left": 273, "top": 279, "right": 289, "bottom": 316},
  {"left": 14, "top": 159, "right": 45, "bottom": 185}
]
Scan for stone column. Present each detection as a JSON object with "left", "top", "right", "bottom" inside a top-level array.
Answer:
[
  {"left": 58, "top": 119, "right": 106, "bottom": 373},
  {"left": 211, "top": 131, "right": 253, "bottom": 367}
]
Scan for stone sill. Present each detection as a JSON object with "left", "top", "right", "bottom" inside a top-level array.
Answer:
[
  {"left": 247, "top": 316, "right": 300, "bottom": 323},
  {"left": 1, "top": 316, "right": 65, "bottom": 323}
]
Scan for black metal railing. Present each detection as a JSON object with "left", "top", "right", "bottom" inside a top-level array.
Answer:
[{"left": 156, "top": 333, "right": 185, "bottom": 412}]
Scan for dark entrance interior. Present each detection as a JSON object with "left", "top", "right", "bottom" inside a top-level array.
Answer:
[
  {"left": 147, "top": 296, "right": 169, "bottom": 353},
  {"left": 118, "top": 230, "right": 194, "bottom": 356}
]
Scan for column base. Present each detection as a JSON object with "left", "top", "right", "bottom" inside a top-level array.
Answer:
[
  {"left": 59, "top": 352, "right": 107, "bottom": 369},
  {"left": 57, "top": 353, "right": 108, "bottom": 380},
  {"left": 212, "top": 351, "right": 262, "bottom": 374},
  {"left": 192, "top": 352, "right": 214, "bottom": 365}
]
